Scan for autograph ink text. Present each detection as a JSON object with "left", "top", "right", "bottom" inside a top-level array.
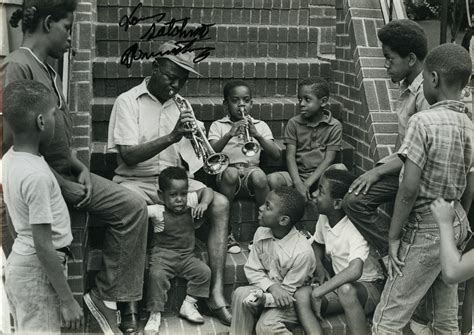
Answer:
[{"left": 119, "top": 3, "right": 215, "bottom": 68}]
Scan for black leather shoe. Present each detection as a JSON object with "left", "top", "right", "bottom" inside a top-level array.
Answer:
[
  {"left": 207, "top": 304, "right": 232, "bottom": 326},
  {"left": 118, "top": 302, "right": 138, "bottom": 334}
]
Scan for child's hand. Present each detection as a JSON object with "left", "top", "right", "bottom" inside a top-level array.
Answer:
[
  {"left": 312, "top": 266, "right": 330, "bottom": 285},
  {"left": 388, "top": 238, "right": 405, "bottom": 280},
  {"left": 348, "top": 169, "right": 381, "bottom": 195},
  {"left": 247, "top": 119, "right": 259, "bottom": 138},
  {"left": 243, "top": 289, "right": 266, "bottom": 313},
  {"left": 192, "top": 203, "right": 208, "bottom": 220},
  {"left": 228, "top": 120, "right": 247, "bottom": 137},
  {"left": 431, "top": 198, "right": 455, "bottom": 228},
  {"left": 60, "top": 298, "right": 84, "bottom": 330},
  {"left": 268, "top": 283, "right": 296, "bottom": 308},
  {"left": 294, "top": 181, "right": 308, "bottom": 199}
]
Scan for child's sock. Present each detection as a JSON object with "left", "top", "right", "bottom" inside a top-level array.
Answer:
[
  {"left": 184, "top": 295, "right": 198, "bottom": 304},
  {"left": 104, "top": 301, "right": 117, "bottom": 310}
]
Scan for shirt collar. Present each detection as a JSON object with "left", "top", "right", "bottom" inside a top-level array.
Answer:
[
  {"left": 429, "top": 100, "right": 469, "bottom": 114},
  {"left": 323, "top": 215, "right": 350, "bottom": 237},
  {"left": 255, "top": 226, "right": 300, "bottom": 256},
  {"left": 294, "top": 109, "right": 335, "bottom": 127},
  {"left": 218, "top": 115, "right": 261, "bottom": 124},
  {"left": 400, "top": 71, "right": 424, "bottom": 95},
  {"left": 135, "top": 77, "right": 174, "bottom": 108}
]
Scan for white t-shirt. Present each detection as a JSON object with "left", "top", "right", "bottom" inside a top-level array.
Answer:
[
  {"left": 314, "top": 215, "right": 384, "bottom": 282},
  {"left": 3, "top": 150, "right": 72, "bottom": 255}
]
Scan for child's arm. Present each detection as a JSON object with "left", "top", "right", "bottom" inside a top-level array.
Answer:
[
  {"left": 303, "top": 151, "right": 337, "bottom": 196},
  {"left": 348, "top": 157, "right": 403, "bottom": 196},
  {"left": 311, "top": 259, "right": 364, "bottom": 299},
  {"left": 248, "top": 121, "right": 281, "bottom": 160},
  {"left": 209, "top": 120, "right": 246, "bottom": 152},
  {"left": 431, "top": 198, "right": 474, "bottom": 284},
  {"left": 311, "top": 242, "right": 330, "bottom": 285},
  {"left": 192, "top": 187, "right": 214, "bottom": 220},
  {"left": 32, "top": 224, "right": 84, "bottom": 329},
  {"left": 286, "top": 144, "right": 306, "bottom": 196},
  {"left": 270, "top": 249, "right": 316, "bottom": 308},
  {"left": 461, "top": 169, "right": 474, "bottom": 214},
  {"left": 388, "top": 158, "right": 421, "bottom": 278}
]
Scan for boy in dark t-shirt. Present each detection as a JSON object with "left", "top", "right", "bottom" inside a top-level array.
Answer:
[{"left": 144, "top": 167, "right": 214, "bottom": 334}]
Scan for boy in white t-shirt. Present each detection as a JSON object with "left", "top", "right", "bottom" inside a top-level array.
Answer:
[
  {"left": 2, "top": 80, "right": 83, "bottom": 333},
  {"left": 295, "top": 169, "right": 385, "bottom": 335}
]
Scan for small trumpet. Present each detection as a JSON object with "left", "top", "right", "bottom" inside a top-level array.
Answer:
[
  {"left": 239, "top": 106, "right": 260, "bottom": 157},
  {"left": 171, "top": 91, "right": 229, "bottom": 175}
]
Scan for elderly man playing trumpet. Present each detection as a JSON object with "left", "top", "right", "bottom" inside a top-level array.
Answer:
[{"left": 107, "top": 40, "right": 232, "bottom": 333}]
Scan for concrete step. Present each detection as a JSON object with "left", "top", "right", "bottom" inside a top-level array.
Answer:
[
  {"left": 85, "top": 306, "right": 350, "bottom": 335},
  {"left": 96, "top": 22, "right": 320, "bottom": 58},
  {"left": 90, "top": 96, "right": 342, "bottom": 142},
  {"left": 92, "top": 57, "right": 331, "bottom": 98},
  {"left": 96, "top": 0, "right": 313, "bottom": 26}
]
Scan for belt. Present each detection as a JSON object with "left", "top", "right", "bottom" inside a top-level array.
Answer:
[{"left": 56, "top": 246, "right": 74, "bottom": 260}]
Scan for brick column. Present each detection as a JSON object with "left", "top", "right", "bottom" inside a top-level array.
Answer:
[
  {"left": 69, "top": 0, "right": 96, "bottom": 167},
  {"left": 67, "top": 0, "right": 96, "bottom": 312},
  {"left": 332, "top": 0, "right": 400, "bottom": 175}
]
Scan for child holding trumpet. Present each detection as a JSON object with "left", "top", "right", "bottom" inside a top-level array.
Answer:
[{"left": 209, "top": 80, "right": 281, "bottom": 253}]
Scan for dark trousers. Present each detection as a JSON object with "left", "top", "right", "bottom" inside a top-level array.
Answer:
[
  {"left": 147, "top": 247, "right": 211, "bottom": 312},
  {"left": 342, "top": 174, "right": 399, "bottom": 257},
  {"left": 76, "top": 173, "right": 148, "bottom": 302}
]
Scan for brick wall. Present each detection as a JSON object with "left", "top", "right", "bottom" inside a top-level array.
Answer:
[
  {"left": 331, "top": 0, "right": 399, "bottom": 175},
  {"left": 69, "top": 0, "right": 97, "bottom": 168}
]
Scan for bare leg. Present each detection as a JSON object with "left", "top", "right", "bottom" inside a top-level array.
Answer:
[
  {"left": 294, "top": 286, "right": 324, "bottom": 335},
  {"left": 218, "top": 167, "right": 239, "bottom": 204},
  {"left": 249, "top": 170, "right": 270, "bottom": 206},
  {"left": 337, "top": 284, "right": 368, "bottom": 335},
  {"left": 207, "top": 191, "right": 229, "bottom": 308},
  {"left": 267, "top": 172, "right": 288, "bottom": 191}
]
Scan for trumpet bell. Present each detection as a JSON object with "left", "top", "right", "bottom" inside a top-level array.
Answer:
[
  {"left": 203, "top": 153, "right": 230, "bottom": 175},
  {"left": 242, "top": 142, "right": 260, "bottom": 157}
]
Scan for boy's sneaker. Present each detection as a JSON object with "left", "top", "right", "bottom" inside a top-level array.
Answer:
[
  {"left": 84, "top": 290, "right": 122, "bottom": 335},
  {"left": 179, "top": 300, "right": 205, "bottom": 324},
  {"left": 144, "top": 312, "right": 161, "bottom": 335},
  {"left": 227, "top": 233, "right": 241, "bottom": 254}
]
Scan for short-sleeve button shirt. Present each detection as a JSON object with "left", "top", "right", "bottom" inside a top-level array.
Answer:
[
  {"left": 284, "top": 110, "right": 342, "bottom": 179},
  {"left": 398, "top": 100, "right": 473, "bottom": 212}
]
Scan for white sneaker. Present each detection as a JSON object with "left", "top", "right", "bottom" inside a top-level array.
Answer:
[
  {"left": 179, "top": 299, "right": 205, "bottom": 324},
  {"left": 144, "top": 312, "right": 161, "bottom": 335}
]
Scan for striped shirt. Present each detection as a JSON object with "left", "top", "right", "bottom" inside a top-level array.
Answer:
[{"left": 398, "top": 100, "right": 473, "bottom": 212}]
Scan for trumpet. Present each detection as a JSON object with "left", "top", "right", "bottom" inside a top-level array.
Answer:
[
  {"left": 171, "top": 91, "right": 229, "bottom": 175},
  {"left": 239, "top": 106, "right": 260, "bottom": 157}
]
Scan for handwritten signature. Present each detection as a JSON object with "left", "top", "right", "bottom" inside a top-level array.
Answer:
[{"left": 119, "top": 3, "right": 215, "bottom": 68}]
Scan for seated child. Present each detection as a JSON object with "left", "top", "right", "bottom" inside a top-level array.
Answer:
[
  {"left": 230, "top": 187, "right": 316, "bottom": 335},
  {"left": 295, "top": 169, "right": 385, "bottom": 335},
  {"left": 431, "top": 197, "right": 474, "bottom": 284},
  {"left": 144, "top": 167, "right": 213, "bottom": 333},
  {"left": 3, "top": 80, "right": 83, "bottom": 333},
  {"left": 209, "top": 80, "right": 281, "bottom": 252},
  {"left": 372, "top": 43, "right": 472, "bottom": 334},
  {"left": 268, "top": 77, "right": 342, "bottom": 199}
]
